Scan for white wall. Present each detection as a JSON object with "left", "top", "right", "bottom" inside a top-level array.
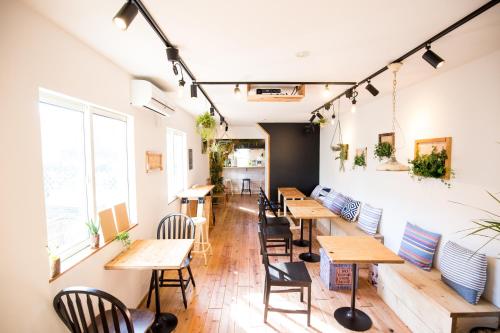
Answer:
[
  {"left": 225, "top": 125, "right": 267, "bottom": 139},
  {"left": 0, "top": 2, "right": 208, "bottom": 332},
  {"left": 319, "top": 50, "right": 500, "bottom": 306}
]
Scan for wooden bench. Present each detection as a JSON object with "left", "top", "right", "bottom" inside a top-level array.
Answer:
[
  {"left": 317, "top": 215, "right": 384, "bottom": 241},
  {"left": 378, "top": 262, "right": 500, "bottom": 333}
]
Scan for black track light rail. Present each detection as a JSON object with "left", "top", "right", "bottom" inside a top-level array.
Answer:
[
  {"left": 310, "top": 0, "right": 500, "bottom": 115},
  {"left": 194, "top": 81, "right": 356, "bottom": 85},
  {"left": 131, "top": 0, "right": 226, "bottom": 123}
]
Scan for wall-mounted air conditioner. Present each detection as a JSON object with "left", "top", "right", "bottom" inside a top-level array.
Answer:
[{"left": 130, "top": 80, "right": 175, "bottom": 117}]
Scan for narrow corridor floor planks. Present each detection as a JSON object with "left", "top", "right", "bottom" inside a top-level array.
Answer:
[{"left": 140, "top": 195, "right": 410, "bottom": 333}]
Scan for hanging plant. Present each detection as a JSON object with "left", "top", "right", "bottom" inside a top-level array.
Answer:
[
  {"left": 313, "top": 118, "right": 328, "bottom": 128},
  {"left": 374, "top": 142, "right": 394, "bottom": 160},
  {"left": 408, "top": 146, "right": 452, "bottom": 187},
  {"left": 353, "top": 150, "right": 366, "bottom": 169},
  {"left": 195, "top": 112, "right": 216, "bottom": 141},
  {"left": 335, "top": 144, "right": 349, "bottom": 172}
]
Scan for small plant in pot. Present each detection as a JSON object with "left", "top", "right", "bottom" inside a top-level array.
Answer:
[
  {"left": 374, "top": 142, "right": 394, "bottom": 161},
  {"left": 115, "top": 231, "right": 131, "bottom": 249},
  {"left": 47, "top": 246, "right": 60, "bottom": 279},
  {"left": 85, "top": 219, "right": 100, "bottom": 249},
  {"left": 195, "top": 112, "right": 216, "bottom": 142},
  {"left": 353, "top": 151, "right": 367, "bottom": 169}
]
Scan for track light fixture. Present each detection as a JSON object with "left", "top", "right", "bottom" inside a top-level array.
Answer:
[
  {"left": 324, "top": 102, "right": 332, "bottom": 111},
  {"left": 345, "top": 89, "right": 353, "bottom": 99},
  {"left": 234, "top": 84, "right": 241, "bottom": 97},
  {"left": 422, "top": 44, "right": 445, "bottom": 69},
  {"left": 190, "top": 83, "right": 197, "bottom": 98},
  {"left": 331, "top": 112, "right": 336, "bottom": 125},
  {"left": 350, "top": 89, "right": 358, "bottom": 113},
  {"left": 166, "top": 47, "right": 180, "bottom": 62},
  {"left": 177, "top": 79, "right": 185, "bottom": 98},
  {"left": 365, "top": 80, "right": 379, "bottom": 96},
  {"left": 309, "top": 114, "right": 316, "bottom": 123},
  {"left": 220, "top": 116, "right": 225, "bottom": 126},
  {"left": 317, "top": 112, "right": 324, "bottom": 120},
  {"left": 113, "top": 1, "right": 138, "bottom": 31},
  {"left": 210, "top": 107, "right": 215, "bottom": 116},
  {"left": 225, "top": 124, "right": 229, "bottom": 132},
  {"left": 172, "top": 62, "right": 179, "bottom": 76}
]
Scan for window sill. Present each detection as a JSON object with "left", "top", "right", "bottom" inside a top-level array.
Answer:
[{"left": 49, "top": 223, "right": 138, "bottom": 283}]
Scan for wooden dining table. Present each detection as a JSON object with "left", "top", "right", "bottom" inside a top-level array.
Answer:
[
  {"left": 286, "top": 199, "right": 337, "bottom": 262},
  {"left": 277, "top": 187, "right": 306, "bottom": 217},
  {"left": 105, "top": 239, "right": 195, "bottom": 333},
  {"left": 317, "top": 236, "right": 404, "bottom": 332}
]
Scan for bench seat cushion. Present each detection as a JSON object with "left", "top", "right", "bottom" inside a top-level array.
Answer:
[
  {"left": 440, "top": 241, "right": 487, "bottom": 304},
  {"left": 398, "top": 222, "right": 441, "bottom": 271}
]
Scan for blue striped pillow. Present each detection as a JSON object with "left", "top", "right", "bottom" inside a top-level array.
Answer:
[
  {"left": 310, "top": 185, "right": 322, "bottom": 199},
  {"left": 398, "top": 223, "right": 441, "bottom": 271},
  {"left": 324, "top": 192, "right": 347, "bottom": 215},
  {"left": 321, "top": 190, "right": 337, "bottom": 208},
  {"left": 440, "top": 241, "right": 487, "bottom": 304},
  {"left": 357, "top": 204, "right": 382, "bottom": 235},
  {"left": 340, "top": 197, "right": 361, "bottom": 222}
]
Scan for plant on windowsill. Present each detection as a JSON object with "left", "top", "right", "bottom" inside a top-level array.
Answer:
[
  {"left": 408, "top": 146, "right": 453, "bottom": 187},
  {"left": 353, "top": 151, "right": 366, "bottom": 169},
  {"left": 85, "top": 219, "right": 100, "bottom": 249},
  {"left": 115, "top": 231, "right": 131, "bottom": 249},
  {"left": 195, "top": 112, "right": 216, "bottom": 142},
  {"left": 374, "top": 142, "right": 394, "bottom": 161},
  {"left": 47, "top": 246, "right": 60, "bottom": 279}
]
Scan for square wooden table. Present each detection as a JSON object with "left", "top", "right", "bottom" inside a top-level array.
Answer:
[
  {"left": 277, "top": 187, "right": 306, "bottom": 217},
  {"left": 317, "top": 236, "right": 404, "bottom": 332},
  {"left": 105, "top": 239, "right": 194, "bottom": 333},
  {"left": 287, "top": 200, "right": 337, "bottom": 262}
]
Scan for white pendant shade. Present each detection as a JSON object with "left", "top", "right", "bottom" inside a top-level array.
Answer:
[{"left": 376, "top": 155, "right": 409, "bottom": 171}]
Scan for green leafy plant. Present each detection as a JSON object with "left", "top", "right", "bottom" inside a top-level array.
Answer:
[
  {"left": 85, "top": 219, "right": 100, "bottom": 236},
  {"left": 374, "top": 142, "right": 394, "bottom": 160},
  {"left": 313, "top": 118, "right": 327, "bottom": 128},
  {"left": 353, "top": 151, "right": 366, "bottom": 169},
  {"left": 209, "top": 141, "right": 234, "bottom": 194},
  {"left": 408, "top": 146, "right": 452, "bottom": 187},
  {"left": 195, "top": 112, "right": 216, "bottom": 141},
  {"left": 115, "top": 231, "right": 131, "bottom": 248},
  {"left": 335, "top": 144, "right": 348, "bottom": 172}
]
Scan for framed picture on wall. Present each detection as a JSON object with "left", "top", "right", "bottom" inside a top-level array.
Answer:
[
  {"left": 145, "top": 151, "right": 163, "bottom": 172},
  {"left": 378, "top": 132, "right": 395, "bottom": 147},
  {"left": 188, "top": 148, "right": 193, "bottom": 170}
]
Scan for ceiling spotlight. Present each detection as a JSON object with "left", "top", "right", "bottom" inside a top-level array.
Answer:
[
  {"left": 422, "top": 44, "right": 445, "bottom": 69},
  {"left": 210, "top": 107, "right": 215, "bottom": 116},
  {"left": 190, "top": 84, "right": 197, "bottom": 98},
  {"left": 345, "top": 88, "right": 353, "bottom": 99},
  {"left": 166, "top": 47, "right": 180, "bottom": 62},
  {"left": 220, "top": 116, "right": 225, "bottom": 126},
  {"left": 172, "top": 62, "right": 178, "bottom": 76},
  {"left": 309, "top": 114, "right": 316, "bottom": 123},
  {"left": 317, "top": 112, "right": 324, "bottom": 120},
  {"left": 365, "top": 80, "right": 379, "bottom": 96},
  {"left": 225, "top": 124, "right": 229, "bottom": 132},
  {"left": 324, "top": 102, "right": 332, "bottom": 111},
  {"left": 331, "top": 112, "right": 336, "bottom": 125},
  {"left": 113, "top": 1, "right": 138, "bottom": 31},
  {"left": 351, "top": 98, "right": 357, "bottom": 113},
  {"left": 234, "top": 84, "right": 241, "bottom": 97},
  {"left": 177, "top": 79, "right": 185, "bottom": 98},
  {"left": 322, "top": 84, "right": 332, "bottom": 98}
]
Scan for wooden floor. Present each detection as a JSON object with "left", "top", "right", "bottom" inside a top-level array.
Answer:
[{"left": 141, "top": 195, "right": 410, "bottom": 333}]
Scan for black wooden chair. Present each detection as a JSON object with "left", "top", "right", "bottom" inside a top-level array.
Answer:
[
  {"left": 258, "top": 197, "right": 293, "bottom": 262},
  {"left": 258, "top": 230, "right": 312, "bottom": 326},
  {"left": 258, "top": 191, "right": 290, "bottom": 227},
  {"left": 259, "top": 187, "right": 282, "bottom": 214},
  {"left": 146, "top": 213, "right": 196, "bottom": 309},
  {"left": 53, "top": 286, "right": 155, "bottom": 333}
]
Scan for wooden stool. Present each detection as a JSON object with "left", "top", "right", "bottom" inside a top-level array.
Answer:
[
  {"left": 191, "top": 217, "right": 212, "bottom": 265},
  {"left": 241, "top": 178, "right": 251, "bottom": 196}
]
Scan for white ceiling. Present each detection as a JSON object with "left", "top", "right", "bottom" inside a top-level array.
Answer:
[{"left": 23, "top": 0, "right": 500, "bottom": 124}]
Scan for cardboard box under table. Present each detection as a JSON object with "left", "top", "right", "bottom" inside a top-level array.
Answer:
[{"left": 320, "top": 248, "right": 359, "bottom": 291}]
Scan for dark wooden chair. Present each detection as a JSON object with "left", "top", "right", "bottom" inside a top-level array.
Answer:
[
  {"left": 259, "top": 187, "right": 282, "bottom": 215},
  {"left": 53, "top": 286, "right": 154, "bottom": 333},
  {"left": 258, "top": 197, "right": 293, "bottom": 262},
  {"left": 146, "top": 213, "right": 196, "bottom": 309},
  {"left": 258, "top": 230, "right": 312, "bottom": 326},
  {"left": 258, "top": 191, "right": 290, "bottom": 227}
]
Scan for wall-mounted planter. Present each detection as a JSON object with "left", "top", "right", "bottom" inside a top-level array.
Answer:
[{"left": 409, "top": 137, "right": 453, "bottom": 183}]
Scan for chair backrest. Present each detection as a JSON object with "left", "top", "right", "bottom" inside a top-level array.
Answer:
[
  {"left": 257, "top": 230, "right": 271, "bottom": 277},
  {"left": 258, "top": 188, "right": 278, "bottom": 218},
  {"left": 53, "top": 286, "right": 134, "bottom": 333},
  {"left": 157, "top": 213, "right": 196, "bottom": 240},
  {"left": 257, "top": 195, "right": 269, "bottom": 227}
]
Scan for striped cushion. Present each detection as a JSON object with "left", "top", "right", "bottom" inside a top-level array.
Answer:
[
  {"left": 440, "top": 241, "right": 487, "bottom": 304},
  {"left": 318, "top": 187, "right": 331, "bottom": 198},
  {"left": 321, "top": 191, "right": 337, "bottom": 209},
  {"left": 324, "top": 192, "right": 347, "bottom": 215},
  {"left": 398, "top": 223, "right": 441, "bottom": 271},
  {"left": 310, "top": 185, "right": 322, "bottom": 199},
  {"left": 340, "top": 197, "right": 361, "bottom": 222},
  {"left": 357, "top": 204, "right": 382, "bottom": 235}
]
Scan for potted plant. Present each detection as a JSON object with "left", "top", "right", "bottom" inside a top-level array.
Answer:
[
  {"left": 408, "top": 146, "right": 452, "bottom": 187},
  {"left": 85, "top": 219, "right": 100, "bottom": 249},
  {"left": 195, "top": 112, "right": 216, "bottom": 142},
  {"left": 374, "top": 142, "right": 394, "bottom": 161},
  {"left": 47, "top": 246, "right": 60, "bottom": 279},
  {"left": 209, "top": 140, "right": 234, "bottom": 194},
  {"left": 115, "top": 231, "right": 131, "bottom": 249},
  {"left": 353, "top": 150, "right": 367, "bottom": 169}
]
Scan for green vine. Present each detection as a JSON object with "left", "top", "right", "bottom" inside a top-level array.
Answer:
[
  {"left": 408, "top": 146, "right": 452, "bottom": 187},
  {"left": 209, "top": 141, "right": 234, "bottom": 194},
  {"left": 374, "top": 142, "right": 394, "bottom": 160},
  {"left": 195, "top": 112, "right": 216, "bottom": 141},
  {"left": 353, "top": 151, "right": 366, "bottom": 169}
]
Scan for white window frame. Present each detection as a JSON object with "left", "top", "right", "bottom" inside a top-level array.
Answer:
[
  {"left": 39, "top": 89, "right": 136, "bottom": 261},
  {"left": 166, "top": 127, "right": 187, "bottom": 203}
]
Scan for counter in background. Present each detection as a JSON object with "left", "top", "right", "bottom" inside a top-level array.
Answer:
[{"left": 223, "top": 166, "right": 265, "bottom": 194}]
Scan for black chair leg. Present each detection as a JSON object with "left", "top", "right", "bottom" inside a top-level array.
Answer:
[
  {"left": 264, "top": 283, "right": 270, "bottom": 323},
  {"left": 307, "top": 285, "right": 312, "bottom": 326},
  {"left": 300, "top": 287, "right": 304, "bottom": 302},
  {"left": 146, "top": 272, "right": 154, "bottom": 308},
  {"left": 178, "top": 269, "right": 188, "bottom": 309},
  {"left": 290, "top": 237, "right": 293, "bottom": 262},
  {"left": 187, "top": 264, "right": 196, "bottom": 288}
]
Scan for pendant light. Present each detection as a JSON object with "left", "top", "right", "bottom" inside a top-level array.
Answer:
[{"left": 377, "top": 62, "right": 409, "bottom": 172}]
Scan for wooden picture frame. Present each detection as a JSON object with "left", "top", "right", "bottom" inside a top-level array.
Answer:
[
  {"left": 414, "top": 137, "right": 452, "bottom": 180},
  {"left": 378, "top": 132, "right": 395, "bottom": 147},
  {"left": 145, "top": 151, "right": 163, "bottom": 172},
  {"left": 355, "top": 147, "right": 367, "bottom": 158}
]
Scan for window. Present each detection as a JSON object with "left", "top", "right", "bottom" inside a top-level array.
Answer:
[
  {"left": 39, "top": 90, "right": 133, "bottom": 260},
  {"left": 166, "top": 128, "right": 187, "bottom": 202}
]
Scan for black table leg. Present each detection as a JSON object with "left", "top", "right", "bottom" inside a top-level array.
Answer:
[
  {"left": 299, "top": 219, "right": 320, "bottom": 262},
  {"left": 151, "top": 270, "right": 178, "bottom": 333},
  {"left": 334, "top": 264, "right": 372, "bottom": 331},
  {"left": 293, "top": 219, "right": 310, "bottom": 247}
]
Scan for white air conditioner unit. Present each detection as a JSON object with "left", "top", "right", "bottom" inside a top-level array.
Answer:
[{"left": 130, "top": 80, "right": 175, "bottom": 117}]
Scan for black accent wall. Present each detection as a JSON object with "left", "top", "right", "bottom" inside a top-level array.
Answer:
[{"left": 259, "top": 123, "right": 320, "bottom": 201}]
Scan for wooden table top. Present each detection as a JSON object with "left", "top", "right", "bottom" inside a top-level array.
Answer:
[
  {"left": 286, "top": 199, "right": 337, "bottom": 219},
  {"left": 317, "top": 236, "right": 404, "bottom": 264},
  {"left": 279, "top": 188, "right": 306, "bottom": 199},
  {"left": 177, "top": 185, "right": 215, "bottom": 199},
  {"left": 105, "top": 239, "right": 194, "bottom": 270}
]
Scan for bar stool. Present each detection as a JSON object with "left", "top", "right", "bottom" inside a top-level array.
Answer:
[
  {"left": 191, "top": 217, "right": 212, "bottom": 265},
  {"left": 241, "top": 178, "right": 251, "bottom": 196}
]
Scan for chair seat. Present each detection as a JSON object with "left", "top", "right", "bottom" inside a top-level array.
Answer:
[
  {"left": 267, "top": 216, "right": 290, "bottom": 226},
  {"left": 269, "top": 261, "right": 312, "bottom": 283},
  {"left": 263, "top": 224, "right": 291, "bottom": 238},
  {"left": 92, "top": 308, "right": 155, "bottom": 333}
]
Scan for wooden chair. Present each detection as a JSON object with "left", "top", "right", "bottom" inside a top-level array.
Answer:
[
  {"left": 258, "top": 189, "right": 289, "bottom": 225},
  {"left": 146, "top": 213, "right": 196, "bottom": 309},
  {"left": 258, "top": 230, "right": 312, "bottom": 326},
  {"left": 53, "top": 286, "right": 154, "bottom": 333},
  {"left": 258, "top": 197, "right": 293, "bottom": 262}
]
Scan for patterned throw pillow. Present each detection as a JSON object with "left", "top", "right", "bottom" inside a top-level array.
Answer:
[
  {"left": 324, "top": 192, "right": 347, "bottom": 215},
  {"left": 310, "top": 185, "right": 322, "bottom": 199},
  {"left": 340, "top": 197, "right": 361, "bottom": 222},
  {"left": 398, "top": 223, "right": 441, "bottom": 271},
  {"left": 318, "top": 187, "right": 331, "bottom": 198},
  {"left": 440, "top": 241, "right": 487, "bottom": 304},
  {"left": 357, "top": 204, "right": 382, "bottom": 235}
]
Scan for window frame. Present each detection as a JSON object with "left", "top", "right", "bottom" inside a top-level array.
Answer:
[{"left": 166, "top": 127, "right": 188, "bottom": 203}]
